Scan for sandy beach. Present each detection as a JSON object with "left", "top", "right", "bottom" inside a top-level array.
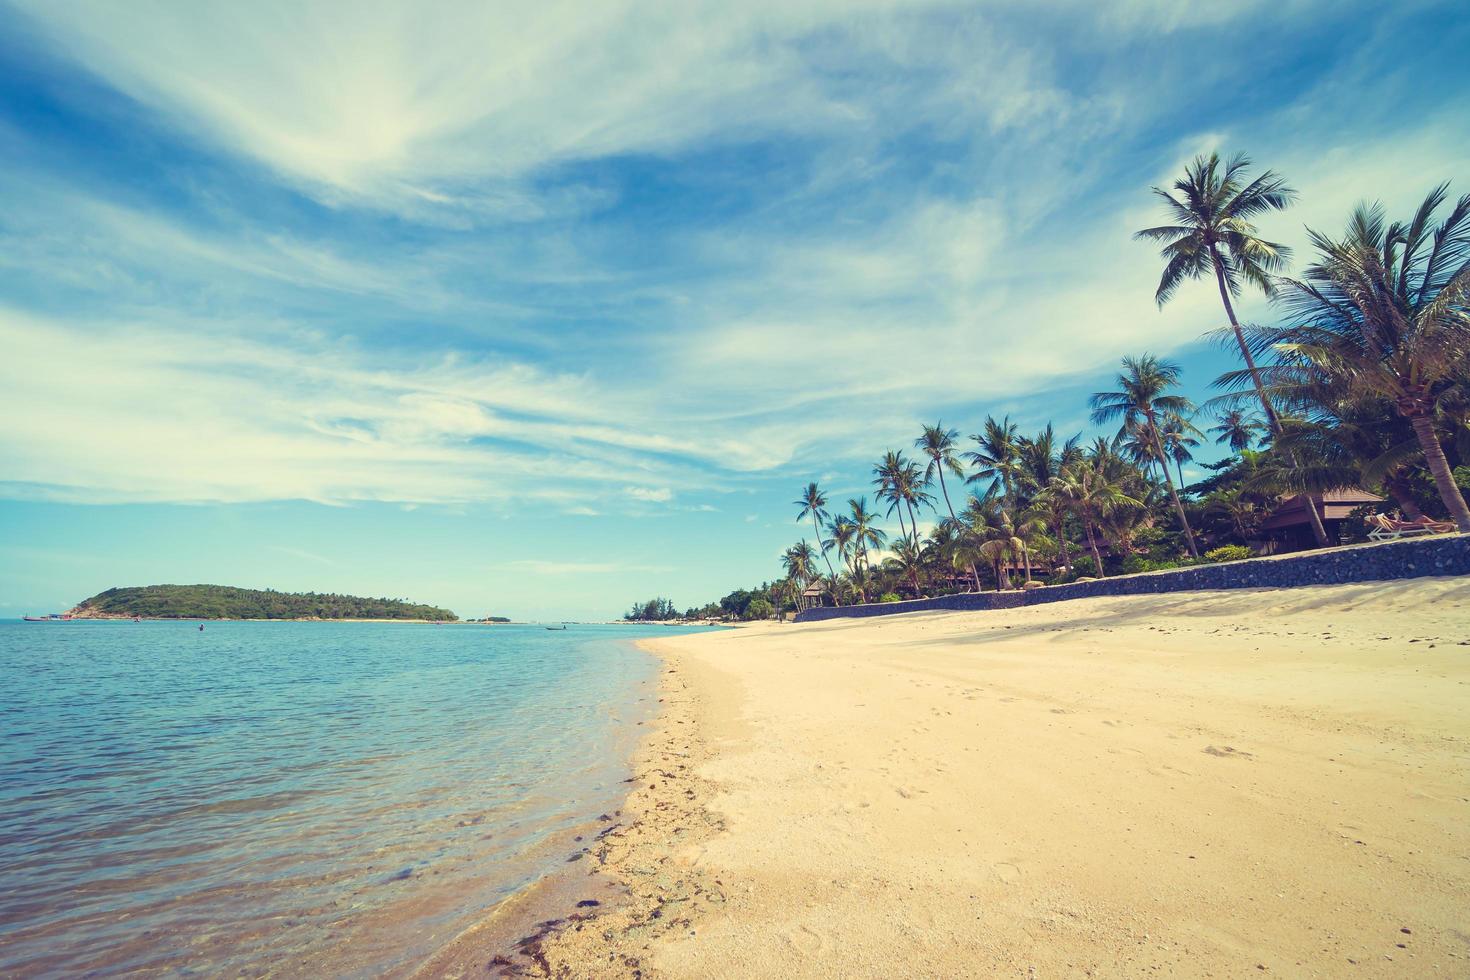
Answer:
[{"left": 432, "top": 578, "right": 1470, "bottom": 978}]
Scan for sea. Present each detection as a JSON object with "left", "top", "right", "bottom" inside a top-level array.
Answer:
[{"left": 0, "top": 618, "right": 717, "bottom": 977}]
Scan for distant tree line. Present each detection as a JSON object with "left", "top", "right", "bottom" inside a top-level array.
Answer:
[
  {"left": 623, "top": 586, "right": 779, "bottom": 622},
  {"left": 74, "top": 584, "right": 458, "bottom": 621}
]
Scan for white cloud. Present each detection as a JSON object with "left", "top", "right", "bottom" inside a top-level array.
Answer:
[
  {"left": 3, "top": 0, "right": 1465, "bottom": 514},
  {"left": 624, "top": 486, "right": 674, "bottom": 503}
]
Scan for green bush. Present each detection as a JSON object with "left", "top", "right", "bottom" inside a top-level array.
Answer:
[
  {"left": 878, "top": 592, "right": 902, "bottom": 603},
  {"left": 744, "top": 597, "right": 775, "bottom": 620},
  {"left": 1203, "top": 545, "right": 1253, "bottom": 563}
]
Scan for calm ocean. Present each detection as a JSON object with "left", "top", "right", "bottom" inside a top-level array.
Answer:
[{"left": 0, "top": 619, "right": 715, "bottom": 977}]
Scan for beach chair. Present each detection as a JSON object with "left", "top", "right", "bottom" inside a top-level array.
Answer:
[{"left": 1367, "top": 514, "right": 1456, "bottom": 540}]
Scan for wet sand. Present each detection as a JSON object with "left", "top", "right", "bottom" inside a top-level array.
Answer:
[{"left": 426, "top": 578, "right": 1470, "bottom": 977}]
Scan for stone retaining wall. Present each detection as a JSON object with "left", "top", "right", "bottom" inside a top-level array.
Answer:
[{"left": 793, "top": 534, "right": 1470, "bottom": 623}]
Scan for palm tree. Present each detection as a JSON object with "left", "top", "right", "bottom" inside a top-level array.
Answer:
[
  {"left": 1090, "top": 355, "right": 1200, "bottom": 556},
  {"left": 959, "top": 489, "right": 1029, "bottom": 589},
  {"left": 1260, "top": 185, "right": 1470, "bottom": 531},
  {"left": 1136, "top": 152, "right": 1331, "bottom": 546},
  {"left": 916, "top": 423, "right": 965, "bottom": 521},
  {"left": 795, "top": 482, "right": 840, "bottom": 589},
  {"left": 1137, "top": 152, "right": 1294, "bottom": 426},
  {"left": 782, "top": 541, "right": 818, "bottom": 610},
  {"left": 846, "top": 497, "right": 887, "bottom": 574},
  {"left": 965, "top": 416, "right": 1022, "bottom": 503},
  {"left": 1016, "top": 425, "right": 1083, "bottom": 574},
  {"left": 1046, "top": 448, "right": 1143, "bottom": 577},
  {"left": 1210, "top": 409, "right": 1263, "bottom": 452},
  {"left": 1161, "top": 414, "right": 1202, "bottom": 489},
  {"left": 873, "top": 451, "right": 913, "bottom": 544},
  {"left": 1205, "top": 487, "right": 1263, "bottom": 542},
  {"left": 899, "top": 458, "right": 933, "bottom": 544},
  {"left": 824, "top": 516, "right": 861, "bottom": 600},
  {"left": 885, "top": 538, "right": 926, "bottom": 596}
]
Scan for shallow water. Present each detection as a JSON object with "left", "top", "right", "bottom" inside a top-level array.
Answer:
[{"left": 0, "top": 619, "right": 714, "bottom": 977}]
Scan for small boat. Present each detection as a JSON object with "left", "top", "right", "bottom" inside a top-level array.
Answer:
[
  {"left": 545, "top": 625, "right": 568, "bottom": 631},
  {"left": 23, "top": 614, "right": 68, "bottom": 622},
  {"left": 23, "top": 615, "right": 48, "bottom": 622}
]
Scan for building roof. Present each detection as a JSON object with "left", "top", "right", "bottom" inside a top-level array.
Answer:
[{"left": 1260, "top": 488, "right": 1384, "bottom": 532}]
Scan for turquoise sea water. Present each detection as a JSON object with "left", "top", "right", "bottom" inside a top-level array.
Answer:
[{"left": 0, "top": 619, "right": 715, "bottom": 977}]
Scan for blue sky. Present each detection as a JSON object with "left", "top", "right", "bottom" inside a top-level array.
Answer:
[{"left": 2, "top": 0, "right": 1468, "bottom": 619}]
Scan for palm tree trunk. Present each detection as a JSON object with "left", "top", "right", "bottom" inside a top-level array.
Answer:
[
  {"left": 1175, "top": 457, "right": 1187, "bottom": 492},
  {"left": 906, "top": 498, "right": 920, "bottom": 545},
  {"left": 1052, "top": 505, "right": 1073, "bottom": 573},
  {"left": 1211, "top": 250, "right": 1330, "bottom": 547},
  {"left": 937, "top": 468, "right": 956, "bottom": 518},
  {"left": 1082, "top": 516, "right": 1106, "bottom": 578},
  {"left": 937, "top": 469, "right": 980, "bottom": 589},
  {"left": 1408, "top": 414, "right": 1470, "bottom": 532},
  {"left": 811, "top": 514, "right": 839, "bottom": 603},
  {"left": 1385, "top": 474, "right": 1424, "bottom": 520},
  {"left": 1022, "top": 544, "right": 1032, "bottom": 583},
  {"left": 1147, "top": 419, "right": 1199, "bottom": 557},
  {"left": 893, "top": 504, "right": 908, "bottom": 547}
]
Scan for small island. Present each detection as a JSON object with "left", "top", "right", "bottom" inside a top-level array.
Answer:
[{"left": 69, "top": 585, "right": 458, "bottom": 621}]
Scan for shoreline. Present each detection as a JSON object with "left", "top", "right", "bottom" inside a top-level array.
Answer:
[
  {"left": 413, "top": 636, "right": 725, "bottom": 977},
  {"left": 424, "top": 577, "right": 1470, "bottom": 977}
]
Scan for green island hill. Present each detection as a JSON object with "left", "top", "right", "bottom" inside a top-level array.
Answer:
[{"left": 68, "top": 585, "right": 459, "bottom": 621}]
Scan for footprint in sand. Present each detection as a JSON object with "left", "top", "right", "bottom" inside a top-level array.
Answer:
[
  {"left": 784, "top": 925, "right": 829, "bottom": 956},
  {"left": 995, "top": 862, "right": 1022, "bottom": 884},
  {"left": 1203, "top": 745, "right": 1253, "bottom": 759}
]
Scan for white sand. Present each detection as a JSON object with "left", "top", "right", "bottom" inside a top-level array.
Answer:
[{"left": 443, "top": 578, "right": 1470, "bottom": 978}]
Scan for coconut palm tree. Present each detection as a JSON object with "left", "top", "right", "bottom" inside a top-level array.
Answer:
[
  {"left": 1046, "top": 442, "right": 1145, "bottom": 577},
  {"left": 1090, "top": 355, "right": 1201, "bottom": 556},
  {"left": 899, "top": 458, "right": 934, "bottom": 544},
  {"left": 1136, "top": 151, "right": 1330, "bottom": 546},
  {"left": 782, "top": 541, "right": 818, "bottom": 610},
  {"left": 873, "top": 451, "right": 909, "bottom": 543},
  {"left": 885, "top": 538, "right": 926, "bottom": 596},
  {"left": 926, "top": 517, "right": 982, "bottom": 592},
  {"left": 958, "top": 489, "right": 1029, "bottom": 589},
  {"left": 965, "top": 416, "right": 1022, "bottom": 504},
  {"left": 916, "top": 423, "right": 965, "bottom": 520},
  {"left": 846, "top": 497, "right": 887, "bottom": 574},
  {"left": 1016, "top": 425, "right": 1083, "bottom": 574},
  {"left": 1210, "top": 409, "right": 1263, "bottom": 452},
  {"left": 1137, "top": 152, "right": 1294, "bottom": 424},
  {"left": 1161, "top": 414, "right": 1202, "bottom": 489},
  {"left": 1205, "top": 487, "right": 1263, "bottom": 542},
  {"left": 795, "top": 482, "right": 840, "bottom": 589},
  {"left": 1257, "top": 185, "right": 1470, "bottom": 530}
]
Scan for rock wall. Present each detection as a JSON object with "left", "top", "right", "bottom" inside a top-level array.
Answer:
[{"left": 794, "top": 535, "right": 1470, "bottom": 623}]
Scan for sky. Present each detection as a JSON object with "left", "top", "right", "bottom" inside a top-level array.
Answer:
[{"left": 2, "top": 0, "right": 1468, "bottom": 620}]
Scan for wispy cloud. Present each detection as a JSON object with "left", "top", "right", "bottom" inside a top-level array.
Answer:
[
  {"left": 2, "top": 0, "right": 1466, "bottom": 517},
  {"left": 508, "top": 559, "right": 674, "bottom": 575}
]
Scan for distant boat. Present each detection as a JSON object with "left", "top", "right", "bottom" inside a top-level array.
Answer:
[
  {"left": 545, "top": 625, "right": 568, "bottom": 631},
  {"left": 23, "top": 614, "right": 69, "bottom": 622}
]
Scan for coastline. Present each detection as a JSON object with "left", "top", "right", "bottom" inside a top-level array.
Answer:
[
  {"left": 427, "top": 577, "right": 1470, "bottom": 977},
  {"left": 414, "top": 636, "right": 726, "bottom": 978}
]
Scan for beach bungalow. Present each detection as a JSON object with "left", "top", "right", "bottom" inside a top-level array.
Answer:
[{"left": 1258, "top": 488, "right": 1384, "bottom": 551}]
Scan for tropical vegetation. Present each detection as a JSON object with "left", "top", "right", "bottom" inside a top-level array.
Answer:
[
  {"left": 753, "top": 165, "right": 1470, "bottom": 614},
  {"left": 630, "top": 164, "right": 1469, "bottom": 623}
]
